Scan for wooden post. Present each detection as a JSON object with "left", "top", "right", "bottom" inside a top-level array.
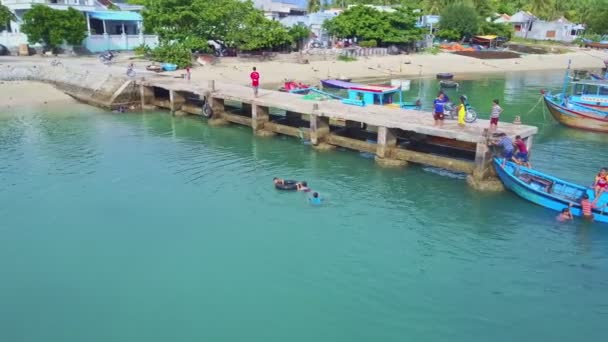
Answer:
[
  {"left": 208, "top": 80, "right": 216, "bottom": 92},
  {"left": 309, "top": 114, "right": 330, "bottom": 145},
  {"left": 252, "top": 104, "right": 269, "bottom": 132}
]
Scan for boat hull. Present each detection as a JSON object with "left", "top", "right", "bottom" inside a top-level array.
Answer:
[
  {"left": 494, "top": 159, "right": 608, "bottom": 223},
  {"left": 544, "top": 96, "right": 608, "bottom": 133}
]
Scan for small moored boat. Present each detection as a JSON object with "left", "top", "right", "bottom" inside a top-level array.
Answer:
[
  {"left": 439, "top": 80, "right": 459, "bottom": 88},
  {"left": 320, "top": 79, "right": 357, "bottom": 89},
  {"left": 494, "top": 158, "right": 608, "bottom": 223},
  {"left": 544, "top": 94, "right": 608, "bottom": 133}
]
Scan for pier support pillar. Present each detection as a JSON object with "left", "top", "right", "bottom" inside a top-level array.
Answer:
[
  {"left": 375, "top": 126, "right": 407, "bottom": 167},
  {"left": 139, "top": 85, "right": 154, "bottom": 110},
  {"left": 208, "top": 97, "right": 228, "bottom": 125},
  {"left": 310, "top": 114, "right": 333, "bottom": 150},
  {"left": 467, "top": 141, "right": 504, "bottom": 191},
  {"left": 169, "top": 90, "right": 185, "bottom": 114},
  {"left": 252, "top": 104, "right": 275, "bottom": 136}
]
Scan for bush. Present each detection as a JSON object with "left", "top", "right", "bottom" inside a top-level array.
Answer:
[
  {"left": 422, "top": 46, "right": 440, "bottom": 55},
  {"left": 436, "top": 29, "right": 460, "bottom": 41},
  {"left": 133, "top": 44, "right": 151, "bottom": 57},
  {"left": 337, "top": 54, "right": 357, "bottom": 62},
  {"left": 359, "top": 39, "right": 378, "bottom": 48},
  {"left": 151, "top": 42, "right": 192, "bottom": 68}
]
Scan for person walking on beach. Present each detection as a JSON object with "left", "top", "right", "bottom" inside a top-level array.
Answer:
[
  {"left": 490, "top": 99, "right": 503, "bottom": 131},
  {"left": 250, "top": 66, "right": 260, "bottom": 97}
]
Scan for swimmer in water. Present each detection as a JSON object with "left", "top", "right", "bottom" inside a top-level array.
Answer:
[
  {"left": 273, "top": 177, "right": 284, "bottom": 186},
  {"left": 309, "top": 192, "right": 322, "bottom": 205},
  {"left": 556, "top": 205, "right": 573, "bottom": 222},
  {"left": 296, "top": 181, "right": 309, "bottom": 192}
]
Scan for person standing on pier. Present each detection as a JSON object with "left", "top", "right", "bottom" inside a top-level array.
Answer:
[
  {"left": 433, "top": 92, "right": 447, "bottom": 128},
  {"left": 250, "top": 67, "right": 260, "bottom": 97},
  {"left": 490, "top": 99, "right": 503, "bottom": 131}
]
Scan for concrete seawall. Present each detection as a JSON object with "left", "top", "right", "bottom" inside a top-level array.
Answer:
[{"left": 0, "top": 63, "right": 140, "bottom": 109}]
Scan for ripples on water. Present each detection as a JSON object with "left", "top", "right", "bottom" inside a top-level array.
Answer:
[{"left": 1, "top": 72, "right": 608, "bottom": 342}]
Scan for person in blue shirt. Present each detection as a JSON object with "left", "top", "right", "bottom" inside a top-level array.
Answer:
[
  {"left": 309, "top": 192, "right": 322, "bottom": 206},
  {"left": 433, "top": 92, "right": 447, "bottom": 128},
  {"left": 491, "top": 133, "right": 514, "bottom": 167}
]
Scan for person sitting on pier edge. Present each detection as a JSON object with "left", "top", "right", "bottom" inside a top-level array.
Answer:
[
  {"left": 296, "top": 181, "right": 310, "bottom": 192},
  {"left": 433, "top": 92, "right": 447, "bottom": 128},
  {"left": 273, "top": 177, "right": 285, "bottom": 186},
  {"left": 309, "top": 192, "right": 322, "bottom": 205},
  {"left": 490, "top": 133, "right": 514, "bottom": 167},
  {"left": 594, "top": 167, "right": 608, "bottom": 198},
  {"left": 557, "top": 205, "right": 573, "bottom": 222},
  {"left": 514, "top": 135, "right": 531, "bottom": 168}
]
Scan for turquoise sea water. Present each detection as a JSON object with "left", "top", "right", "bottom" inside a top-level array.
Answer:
[{"left": 1, "top": 71, "right": 608, "bottom": 341}]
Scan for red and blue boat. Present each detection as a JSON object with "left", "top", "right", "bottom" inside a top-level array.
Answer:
[{"left": 544, "top": 62, "right": 608, "bottom": 132}]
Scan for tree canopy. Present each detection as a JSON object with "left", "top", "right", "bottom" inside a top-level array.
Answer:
[
  {"left": 438, "top": 3, "right": 480, "bottom": 39},
  {"left": 323, "top": 5, "right": 423, "bottom": 44},
  {"left": 1, "top": 3, "right": 15, "bottom": 27},
  {"left": 141, "top": 0, "right": 293, "bottom": 51},
  {"left": 585, "top": 0, "right": 608, "bottom": 34},
  {"left": 21, "top": 5, "right": 87, "bottom": 49}
]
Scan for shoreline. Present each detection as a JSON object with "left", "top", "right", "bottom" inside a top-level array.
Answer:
[{"left": 0, "top": 48, "right": 607, "bottom": 107}]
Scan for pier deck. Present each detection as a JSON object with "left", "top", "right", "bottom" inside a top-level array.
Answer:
[{"left": 135, "top": 76, "right": 538, "bottom": 190}]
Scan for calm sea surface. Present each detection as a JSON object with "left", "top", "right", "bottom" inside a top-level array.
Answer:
[{"left": 1, "top": 71, "right": 608, "bottom": 341}]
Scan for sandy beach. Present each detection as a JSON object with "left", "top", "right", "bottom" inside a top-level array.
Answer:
[
  {"left": 0, "top": 48, "right": 607, "bottom": 105},
  {"left": 0, "top": 81, "right": 76, "bottom": 110}
]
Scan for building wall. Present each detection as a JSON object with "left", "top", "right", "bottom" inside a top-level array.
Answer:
[{"left": 512, "top": 20, "right": 581, "bottom": 42}]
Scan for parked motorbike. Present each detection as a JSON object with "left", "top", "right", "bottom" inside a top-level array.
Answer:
[
  {"left": 443, "top": 95, "right": 478, "bottom": 123},
  {"left": 99, "top": 51, "right": 115, "bottom": 64}
]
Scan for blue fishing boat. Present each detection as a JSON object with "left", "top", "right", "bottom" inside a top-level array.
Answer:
[
  {"left": 548, "top": 61, "right": 608, "bottom": 112},
  {"left": 343, "top": 84, "right": 420, "bottom": 109},
  {"left": 494, "top": 158, "right": 608, "bottom": 223}
]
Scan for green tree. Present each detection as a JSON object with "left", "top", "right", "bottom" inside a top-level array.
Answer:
[
  {"left": 288, "top": 23, "right": 311, "bottom": 50},
  {"left": 438, "top": 3, "right": 480, "bottom": 39},
  {"left": 324, "top": 5, "right": 422, "bottom": 44},
  {"left": 586, "top": 0, "right": 608, "bottom": 34},
  {"left": 308, "top": 0, "right": 321, "bottom": 13},
  {"left": 0, "top": 3, "right": 15, "bottom": 28},
  {"left": 525, "top": 0, "right": 554, "bottom": 19},
  {"left": 21, "top": 5, "right": 87, "bottom": 49}
]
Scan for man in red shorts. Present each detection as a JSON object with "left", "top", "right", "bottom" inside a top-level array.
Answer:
[
  {"left": 433, "top": 92, "right": 447, "bottom": 128},
  {"left": 250, "top": 66, "right": 260, "bottom": 97}
]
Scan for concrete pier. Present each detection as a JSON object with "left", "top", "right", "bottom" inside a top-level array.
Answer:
[{"left": 135, "top": 76, "right": 538, "bottom": 191}]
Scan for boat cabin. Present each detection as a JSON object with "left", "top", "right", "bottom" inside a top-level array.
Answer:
[
  {"left": 569, "top": 79, "right": 608, "bottom": 106},
  {"left": 342, "top": 85, "right": 402, "bottom": 107}
]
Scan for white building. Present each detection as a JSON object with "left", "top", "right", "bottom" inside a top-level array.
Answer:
[
  {"left": 508, "top": 11, "right": 584, "bottom": 43},
  {"left": 0, "top": 0, "right": 158, "bottom": 52},
  {"left": 251, "top": 0, "right": 306, "bottom": 20}
]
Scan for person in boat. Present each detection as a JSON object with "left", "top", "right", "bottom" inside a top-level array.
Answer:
[
  {"left": 514, "top": 135, "right": 531, "bottom": 168},
  {"left": 580, "top": 194, "right": 605, "bottom": 221},
  {"left": 594, "top": 167, "right": 608, "bottom": 198},
  {"left": 273, "top": 177, "right": 285, "bottom": 186},
  {"left": 296, "top": 181, "right": 310, "bottom": 192},
  {"left": 309, "top": 192, "right": 322, "bottom": 205},
  {"left": 489, "top": 99, "right": 503, "bottom": 132},
  {"left": 557, "top": 205, "right": 573, "bottom": 222},
  {"left": 433, "top": 92, "right": 447, "bottom": 128},
  {"left": 491, "top": 133, "right": 514, "bottom": 167}
]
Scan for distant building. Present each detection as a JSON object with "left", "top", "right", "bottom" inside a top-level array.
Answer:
[
  {"left": 279, "top": 10, "right": 341, "bottom": 47},
  {"left": 508, "top": 11, "right": 584, "bottom": 43},
  {"left": 251, "top": 0, "right": 306, "bottom": 20},
  {"left": 492, "top": 13, "right": 511, "bottom": 24},
  {"left": 0, "top": 0, "right": 158, "bottom": 52}
]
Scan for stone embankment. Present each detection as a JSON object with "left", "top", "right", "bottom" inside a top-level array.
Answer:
[{"left": 0, "top": 63, "right": 140, "bottom": 109}]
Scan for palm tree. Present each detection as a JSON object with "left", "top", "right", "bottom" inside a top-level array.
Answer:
[{"left": 307, "top": 0, "right": 322, "bottom": 13}]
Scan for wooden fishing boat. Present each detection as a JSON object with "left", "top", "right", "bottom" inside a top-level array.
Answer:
[
  {"left": 494, "top": 158, "right": 608, "bottom": 223},
  {"left": 549, "top": 62, "right": 608, "bottom": 112},
  {"left": 544, "top": 94, "right": 608, "bottom": 132}
]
